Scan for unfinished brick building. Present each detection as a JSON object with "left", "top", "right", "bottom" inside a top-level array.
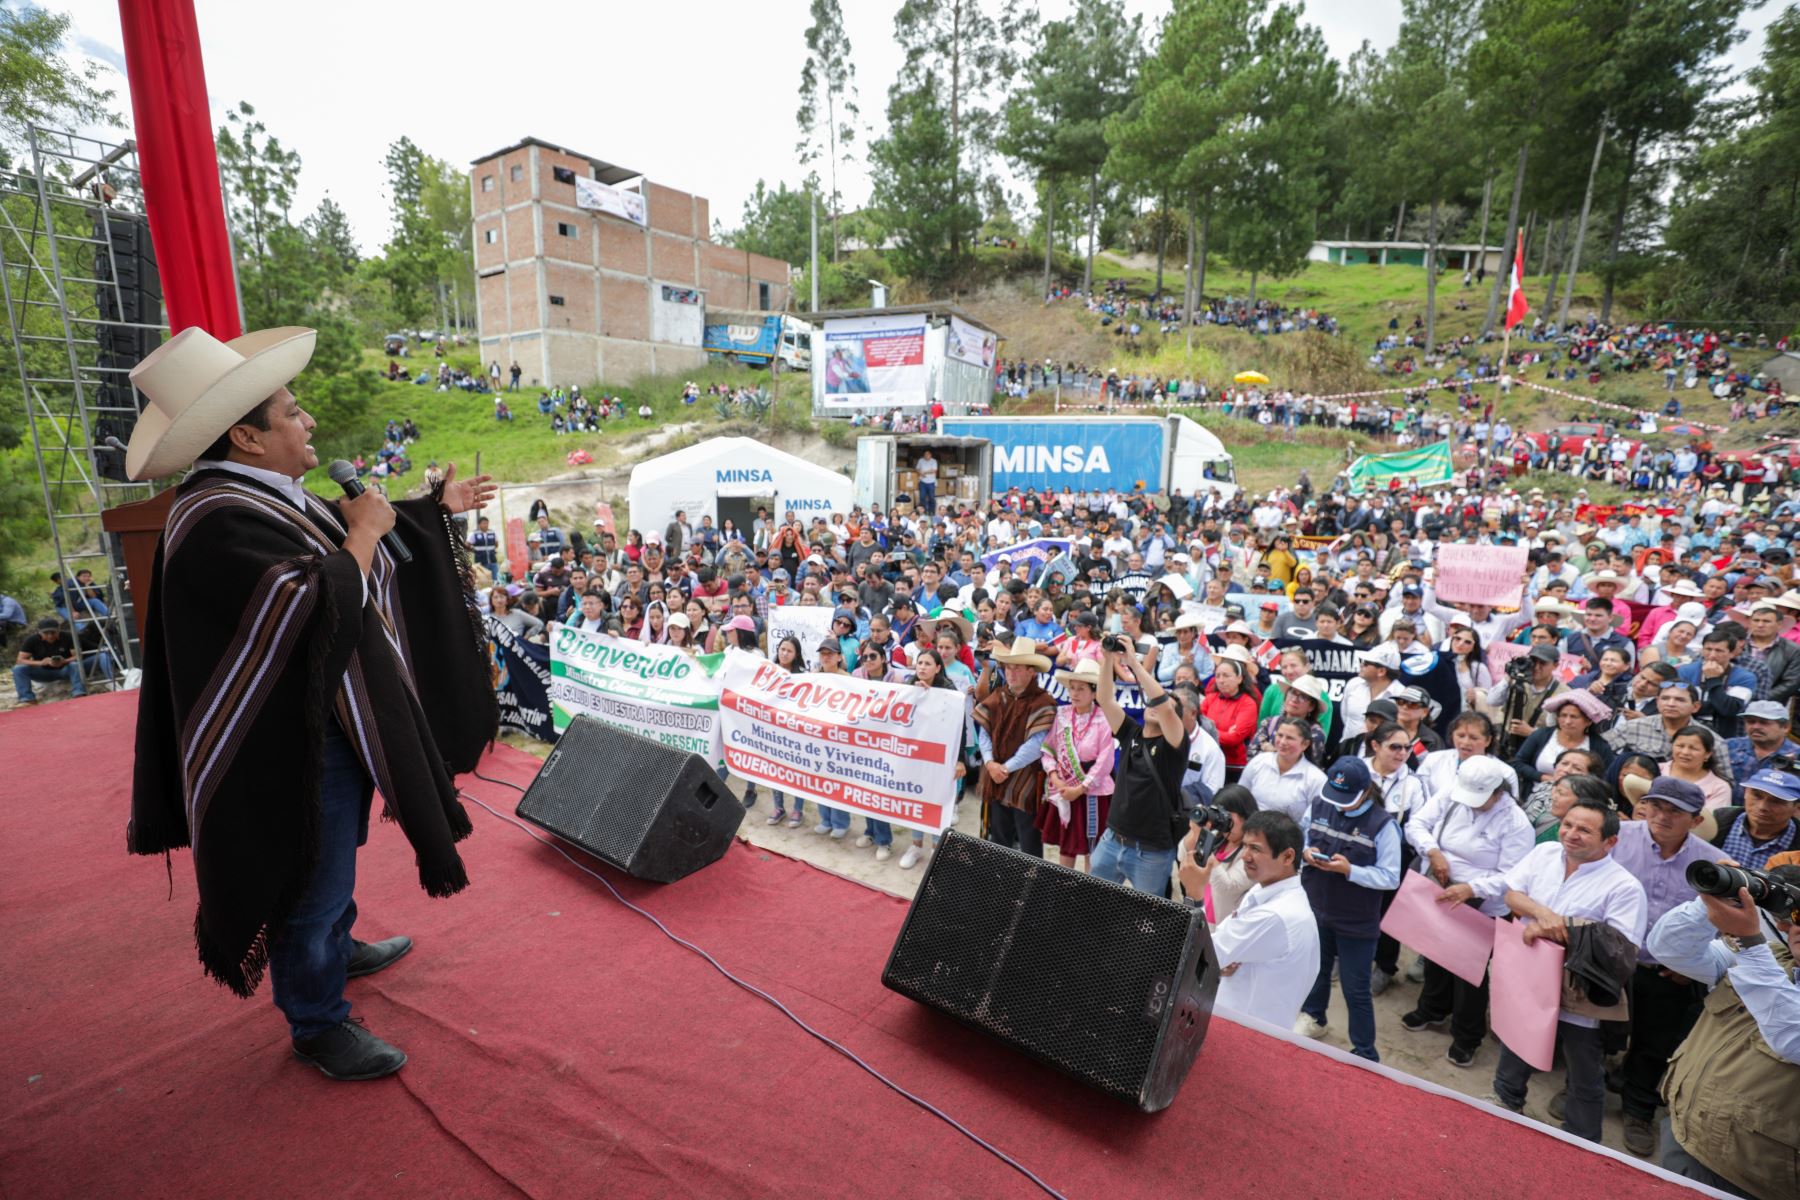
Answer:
[{"left": 470, "top": 136, "right": 791, "bottom": 388}]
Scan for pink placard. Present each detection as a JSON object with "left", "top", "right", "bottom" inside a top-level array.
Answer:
[
  {"left": 1435, "top": 544, "right": 1528, "bottom": 609},
  {"left": 1489, "top": 918, "right": 1565, "bottom": 1071},
  {"left": 1379, "top": 871, "right": 1497, "bottom": 987},
  {"left": 1486, "top": 639, "right": 1528, "bottom": 684}
]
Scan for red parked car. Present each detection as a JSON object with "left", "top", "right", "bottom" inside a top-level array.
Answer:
[
  {"left": 1524, "top": 422, "right": 1642, "bottom": 458},
  {"left": 1719, "top": 438, "right": 1800, "bottom": 470}
]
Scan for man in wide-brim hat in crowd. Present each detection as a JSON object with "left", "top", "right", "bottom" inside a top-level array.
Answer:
[
  {"left": 974, "top": 636, "right": 1058, "bottom": 856},
  {"left": 124, "top": 325, "right": 497, "bottom": 1082}
]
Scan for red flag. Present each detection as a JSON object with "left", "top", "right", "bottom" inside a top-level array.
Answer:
[{"left": 1504, "top": 231, "right": 1530, "bottom": 331}]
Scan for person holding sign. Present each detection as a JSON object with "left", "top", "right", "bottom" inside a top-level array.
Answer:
[
  {"left": 1035, "top": 659, "right": 1119, "bottom": 870},
  {"left": 1473, "top": 796, "right": 1646, "bottom": 1142},
  {"left": 1400, "top": 756, "right": 1535, "bottom": 1068},
  {"left": 895, "top": 649, "right": 973, "bottom": 870}
]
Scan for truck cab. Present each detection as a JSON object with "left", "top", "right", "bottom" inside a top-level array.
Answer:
[{"left": 780, "top": 320, "right": 812, "bottom": 371}]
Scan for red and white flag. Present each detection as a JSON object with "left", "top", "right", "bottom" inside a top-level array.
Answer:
[{"left": 1504, "top": 230, "right": 1530, "bottom": 331}]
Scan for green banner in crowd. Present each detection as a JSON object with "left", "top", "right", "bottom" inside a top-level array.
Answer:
[
  {"left": 548, "top": 623, "right": 726, "bottom": 769},
  {"left": 1342, "top": 440, "right": 1454, "bottom": 494}
]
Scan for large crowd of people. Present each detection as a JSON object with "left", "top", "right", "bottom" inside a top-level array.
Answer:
[{"left": 478, "top": 460, "right": 1799, "bottom": 1191}]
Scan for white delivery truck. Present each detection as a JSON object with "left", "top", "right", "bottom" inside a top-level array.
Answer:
[
  {"left": 932, "top": 414, "right": 1237, "bottom": 500},
  {"left": 854, "top": 434, "right": 994, "bottom": 514}
]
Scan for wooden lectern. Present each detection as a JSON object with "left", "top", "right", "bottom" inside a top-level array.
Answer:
[{"left": 100, "top": 490, "right": 175, "bottom": 627}]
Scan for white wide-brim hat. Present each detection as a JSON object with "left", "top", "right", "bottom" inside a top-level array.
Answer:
[{"left": 125, "top": 325, "right": 316, "bottom": 481}]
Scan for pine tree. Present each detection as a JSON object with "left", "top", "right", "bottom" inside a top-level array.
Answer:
[{"left": 795, "top": 0, "right": 859, "bottom": 260}]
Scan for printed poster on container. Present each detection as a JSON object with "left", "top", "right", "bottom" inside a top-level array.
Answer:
[
  {"left": 548, "top": 624, "right": 724, "bottom": 770},
  {"left": 946, "top": 315, "right": 997, "bottom": 370},
  {"left": 820, "top": 313, "right": 927, "bottom": 409},
  {"left": 716, "top": 649, "right": 963, "bottom": 836}
]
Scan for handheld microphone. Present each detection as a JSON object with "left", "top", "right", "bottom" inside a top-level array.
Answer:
[{"left": 327, "top": 459, "right": 412, "bottom": 564}]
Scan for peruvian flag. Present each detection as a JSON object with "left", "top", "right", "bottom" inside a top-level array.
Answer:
[{"left": 1504, "top": 230, "right": 1530, "bottom": 330}]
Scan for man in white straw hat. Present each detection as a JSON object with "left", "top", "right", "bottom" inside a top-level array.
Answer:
[
  {"left": 973, "top": 636, "right": 1059, "bottom": 856},
  {"left": 125, "top": 325, "right": 497, "bottom": 1083}
]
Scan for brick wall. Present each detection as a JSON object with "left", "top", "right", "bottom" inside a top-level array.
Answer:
[
  {"left": 536, "top": 146, "right": 590, "bottom": 211},
  {"left": 598, "top": 220, "right": 646, "bottom": 275},
  {"left": 504, "top": 208, "right": 535, "bottom": 261},
  {"left": 543, "top": 262, "right": 597, "bottom": 334},
  {"left": 647, "top": 182, "right": 696, "bottom": 238},
  {"left": 600, "top": 276, "right": 650, "bottom": 342},
  {"left": 650, "top": 233, "right": 695, "bottom": 285},
  {"left": 474, "top": 215, "right": 504, "bottom": 271},
  {"left": 509, "top": 265, "right": 539, "bottom": 337}
]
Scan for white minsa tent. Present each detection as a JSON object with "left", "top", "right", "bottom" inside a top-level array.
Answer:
[{"left": 627, "top": 436, "right": 854, "bottom": 540}]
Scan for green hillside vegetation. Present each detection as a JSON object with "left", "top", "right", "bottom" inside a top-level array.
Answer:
[{"left": 334, "top": 349, "right": 795, "bottom": 492}]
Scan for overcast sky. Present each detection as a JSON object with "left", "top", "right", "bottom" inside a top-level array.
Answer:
[{"left": 53, "top": 0, "right": 1782, "bottom": 255}]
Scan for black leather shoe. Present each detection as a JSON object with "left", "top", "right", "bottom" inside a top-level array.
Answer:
[
  {"left": 346, "top": 935, "right": 413, "bottom": 979},
  {"left": 292, "top": 1019, "right": 406, "bottom": 1080}
]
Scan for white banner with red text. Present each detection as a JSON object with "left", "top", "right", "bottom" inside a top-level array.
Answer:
[{"left": 716, "top": 649, "right": 965, "bottom": 835}]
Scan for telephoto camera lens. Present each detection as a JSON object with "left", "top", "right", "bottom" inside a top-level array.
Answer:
[{"left": 1686, "top": 860, "right": 1800, "bottom": 919}]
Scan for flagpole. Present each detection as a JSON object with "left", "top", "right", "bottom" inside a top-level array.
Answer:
[{"left": 1493, "top": 231, "right": 1524, "bottom": 471}]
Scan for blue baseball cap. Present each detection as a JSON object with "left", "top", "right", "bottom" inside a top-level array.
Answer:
[
  {"left": 1743, "top": 768, "right": 1800, "bottom": 804},
  {"left": 1320, "top": 756, "right": 1372, "bottom": 808}
]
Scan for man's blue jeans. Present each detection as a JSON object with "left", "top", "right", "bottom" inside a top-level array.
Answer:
[
  {"left": 12, "top": 662, "right": 84, "bottom": 701},
  {"left": 1303, "top": 923, "right": 1380, "bottom": 1062},
  {"left": 269, "top": 725, "right": 371, "bottom": 1040},
  {"left": 1088, "top": 830, "right": 1176, "bottom": 895},
  {"left": 918, "top": 481, "right": 936, "bottom": 513}
]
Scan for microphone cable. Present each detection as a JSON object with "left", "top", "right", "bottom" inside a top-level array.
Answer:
[{"left": 462, "top": 768, "right": 1068, "bottom": 1200}]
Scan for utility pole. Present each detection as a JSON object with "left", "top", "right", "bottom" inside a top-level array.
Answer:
[{"left": 810, "top": 193, "right": 819, "bottom": 314}]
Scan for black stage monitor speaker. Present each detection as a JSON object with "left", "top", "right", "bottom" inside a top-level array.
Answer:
[
  {"left": 882, "top": 830, "right": 1220, "bottom": 1112},
  {"left": 515, "top": 715, "right": 739, "bottom": 883}
]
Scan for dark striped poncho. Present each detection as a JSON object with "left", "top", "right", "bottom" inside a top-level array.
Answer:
[{"left": 128, "top": 469, "right": 496, "bottom": 997}]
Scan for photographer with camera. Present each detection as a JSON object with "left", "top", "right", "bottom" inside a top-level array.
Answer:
[
  {"left": 1646, "top": 860, "right": 1800, "bottom": 1198},
  {"left": 1202, "top": 810, "right": 1320, "bottom": 1030},
  {"left": 1486, "top": 644, "right": 1568, "bottom": 760},
  {"left": 1175, "top": 785, "right": 1259, "bottom": 920},
  {"left": 1088, "top": 634, "right": 1191, "bottom": 895}
]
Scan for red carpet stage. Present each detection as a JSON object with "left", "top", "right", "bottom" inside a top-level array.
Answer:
[{"left": 2, "top": 692, "right": 1714, "bottom": 1198}]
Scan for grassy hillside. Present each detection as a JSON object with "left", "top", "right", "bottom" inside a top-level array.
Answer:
[
  {"left": 337, "top": 349, "right": 794, "bottom": 490},
  {"left": 971, "top": 255, "right": 1799, "bottom": 452}
]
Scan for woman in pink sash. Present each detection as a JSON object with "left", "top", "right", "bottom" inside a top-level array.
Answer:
[{"left": 1035, "top": 658, "right": 1118, "bottom": 870}]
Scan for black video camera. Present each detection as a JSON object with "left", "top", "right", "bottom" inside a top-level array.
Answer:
[
  {"left": 1187, "top": 803, "right": 1235, "bottom": 864},
  {"left": 1686, "top": 861, "right": 1800, "bottom": 924},
  {"left": 1505, "top": 653, "right": 1537, "bottom": 684},
  {"left": 1100, "top": 633, "right": 1132, "bottom": 655}
]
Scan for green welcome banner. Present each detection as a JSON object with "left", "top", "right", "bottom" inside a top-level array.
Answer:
[
  {"left": 1343, "top": 440, "right": 1454, "bottom": 494},
  {"left": 548, "top": 623, "right": 726, "bottom": 769}
]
